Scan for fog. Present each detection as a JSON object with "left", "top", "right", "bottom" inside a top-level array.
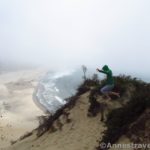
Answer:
[{"left": 0, "top": 0, "right": 150, "bottom": 78}]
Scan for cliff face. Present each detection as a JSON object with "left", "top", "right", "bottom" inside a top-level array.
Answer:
[{"left": 6, "top": 76, "right": 150, "bottom": 150}]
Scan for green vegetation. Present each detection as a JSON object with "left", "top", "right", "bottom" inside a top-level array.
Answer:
[
  {"left": 80, "top": 74, "right": 150, "bottom": 150},
  {"left": 96, "top": 76, "right": 150, "bottom": 150}
]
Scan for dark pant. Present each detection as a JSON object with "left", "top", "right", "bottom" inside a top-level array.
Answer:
[{"left": 100, "top": 84, "right": 114, "bottom": 94}]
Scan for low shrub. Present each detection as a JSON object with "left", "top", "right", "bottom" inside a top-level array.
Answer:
[{"left": 97, "top": 76, "right": 150, "bottom": 150}]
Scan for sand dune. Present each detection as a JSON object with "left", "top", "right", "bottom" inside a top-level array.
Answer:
[{"left": 6, "top": 92, "right": 107, "bottom": 150}]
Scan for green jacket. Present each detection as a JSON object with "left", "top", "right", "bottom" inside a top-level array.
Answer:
[{"left": 99, "top": 65, "right": 114, "bottom": 85}]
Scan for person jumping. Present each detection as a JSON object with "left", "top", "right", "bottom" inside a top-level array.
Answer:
[{"left": 97, "top": 65, "right": 120, "bottom": 100}]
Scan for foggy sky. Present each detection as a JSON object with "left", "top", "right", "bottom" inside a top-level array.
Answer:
[{"left": 0, "top": 0, "right": 150, "bottom": 76}]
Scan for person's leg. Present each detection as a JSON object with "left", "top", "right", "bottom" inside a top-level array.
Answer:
[
  {"left": 106, "top": 85, "right": 120, "bottom": 98},
  {"left": 109, "top": 91, "right": 120, "bottom": 98},
  {"left": 100, "top": 85, "right": 111, "bottom": 100}
]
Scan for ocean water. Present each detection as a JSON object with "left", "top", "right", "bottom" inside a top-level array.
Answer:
[{"left": 35, "top": 69, "right": 83, "bottom": 114}]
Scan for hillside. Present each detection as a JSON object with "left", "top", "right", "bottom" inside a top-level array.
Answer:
[{"left": 5, "top": 75, "right": 150, "bottom": 150}]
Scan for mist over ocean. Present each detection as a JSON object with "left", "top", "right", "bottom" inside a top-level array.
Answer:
[{"left": 35, "top": 69, "right": 84, "bottom": 114}]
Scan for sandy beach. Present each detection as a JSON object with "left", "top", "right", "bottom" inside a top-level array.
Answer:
[{"left": 0, "top": 69, "right": 46, "bottom": 149}]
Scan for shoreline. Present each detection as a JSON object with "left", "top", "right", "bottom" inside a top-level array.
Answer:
[{"left": 32, "top": 83, "right": 51, "bottom": 115}]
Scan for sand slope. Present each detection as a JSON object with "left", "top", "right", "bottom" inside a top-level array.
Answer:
[{"left": 6, "top": 92, "right": 107, "bottom": 150}]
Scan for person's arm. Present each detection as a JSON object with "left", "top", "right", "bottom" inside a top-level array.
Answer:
[{"left": 96, "top": 68, "right": 108, "bottom": 74}]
